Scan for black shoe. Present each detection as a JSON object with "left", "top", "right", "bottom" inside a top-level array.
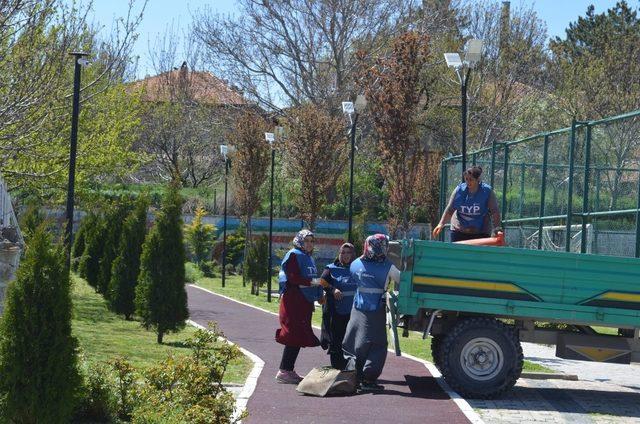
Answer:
[{"left": 359, "top": 381, "right": 384, "bottom": 392}]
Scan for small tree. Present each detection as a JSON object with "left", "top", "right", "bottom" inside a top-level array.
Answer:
[
  {"left": 98, "top": 202, "right": 132, "bottom": 296},
  {"left": 227, "top": 111, "right": 270, "bottom": 291},
  {"left": 184, "top": 206, "right": 216, "bottom": 266},
  {"left": 0, "top": 226, "right": 81, "bottom": 423},
  {"left": 245, "top": 234, "right": 269, "bottom": 295},
  {"left": 135, "top": 183, "right": 189, "bottom": 343},
  {"left": 71, "top": 213, "right": 97, "bottom": 272},
  {"left": 108, "top": 196, "right": 149, "bottom": 319},
  {"left": 283, "top": 103, "right": 347, "bottom": 230},
  {"left": 18, "top": 199, "right": 45, "bottom": 244},
  {"left": 79, "top": 213, "right": 106, "bottom": 290},
  {"left": 358, "top": 31, "right": 431, "bottom": 237}
]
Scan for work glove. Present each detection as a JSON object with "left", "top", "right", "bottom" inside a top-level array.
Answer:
[{"left": 310, "top": 278, "right": 322, "bottom": 286}]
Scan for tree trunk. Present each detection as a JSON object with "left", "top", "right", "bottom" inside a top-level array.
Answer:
[
  {"left": 245, "top": 216, "right": 252, "bottom": 291},
  {"left": 157, "top": 330, "right": 164, "bottom": 344}
]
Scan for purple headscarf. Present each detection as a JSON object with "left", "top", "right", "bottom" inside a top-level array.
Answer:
[
  {"left": 293, "top": 229, "right": 315, "bottom": 251},
  {"left": 362, "top": 234, "right": 389, "bottom": 262}
]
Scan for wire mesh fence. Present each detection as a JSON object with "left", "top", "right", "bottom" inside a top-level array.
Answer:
[{"left": 441, "top": 109, "right": 640, "bottom": 258}]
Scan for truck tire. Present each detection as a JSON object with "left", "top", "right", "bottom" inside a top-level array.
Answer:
[
  {"left": 440, "top": 317, "right": 523, "bottom": 399},
  {"left": 431, "top": 335, "right": 444, "bottom": 370}
]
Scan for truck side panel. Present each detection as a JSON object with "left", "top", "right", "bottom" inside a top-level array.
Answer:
[{"left": 397, "top": 241, "right": 640, "bottom": 328}]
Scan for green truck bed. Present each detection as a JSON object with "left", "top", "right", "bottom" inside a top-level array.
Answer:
[{"left": 397, "top": 240, "right": 640, "bottom": 329}]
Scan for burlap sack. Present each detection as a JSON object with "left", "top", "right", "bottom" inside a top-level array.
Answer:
[{"left": 296, "top": 366, "right": 357, "bottom": 397}]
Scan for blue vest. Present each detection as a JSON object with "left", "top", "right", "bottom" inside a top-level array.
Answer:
[
  {"left": 350, "top": 258, "right": 392, "bottom": 312},
  {"left": 279, "top": 248, "right": 322, "bottom": 304},
  {"left": 452, "top": 182, "right": 491, "bottom": 232},
  {"left": 326, "top": 263, "right": 358, "bottom": 315}
]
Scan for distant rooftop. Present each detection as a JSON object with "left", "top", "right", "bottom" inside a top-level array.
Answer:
[{"left": 130, "top": 62, "right": 247, "bottom": 106}]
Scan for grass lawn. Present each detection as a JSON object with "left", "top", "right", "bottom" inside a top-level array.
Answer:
[
  {"left": 71, "top": 275, "right": 252, "bottom": 383},
  {"left": 195, "top": 275, "right": 554, "bottom": 373}
]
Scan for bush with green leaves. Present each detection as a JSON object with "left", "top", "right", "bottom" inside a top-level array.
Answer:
[
  {"left": 74, "top": 362, "right": 117, "bottom": 422},
  {"left": 98, "top": 201, "right": 132, "bottom": 296},
  {"left": 245, "top": 235, "right": 269, "bottom": 293},
  {"left": 78, "top": 212, "right": 106, "bottom": 290},
  {"left": 0, "top": 226, "right": 81, "bottom": 423},
  {"left": 135, "top": 183, "right": 188, "bottom": 344},
  {"left": 185, "top": 261, "right": 204, "bottom": 284},
  {"left": 108, "top": 196, "right": 149, "bottom": 319},
  {"left": 18, "top": 199, "right": 45, "bottom": 244},
  {"left": 131, "top": 324, "right": 243, "bottom": 423},
  {"left": 184, "top": 206, "right": 217, "bottom": 266}
]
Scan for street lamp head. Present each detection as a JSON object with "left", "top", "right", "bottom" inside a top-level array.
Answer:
[
  {"left": 342, "top": 101, "right": 355, "bottom": 116},
  {"left": 444, "top": 52, "right": 463, "bottom": 69},
  {"left": 354, "top": 94, "right": 367, "bottom": 112},
  {"left": 265, "top": 132, "right": 275, "bottom": 145},
  {"left": 464, "top": 39, "right": 483, "bottom": 67}
]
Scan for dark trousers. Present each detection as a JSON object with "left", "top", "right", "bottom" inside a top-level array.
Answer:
[
  {"left": 279, "top": 345, "right": 300, "bottom": 371},
  {"left": 329, "top": 313, "right": 350, "bottom": 369},
  {"left": 450, "top": 231, "right": 489, "bottom": 242}
]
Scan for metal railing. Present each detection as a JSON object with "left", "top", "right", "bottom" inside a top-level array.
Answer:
[{"left": 440, "top": 109, "right": 640, "bottom": 257}]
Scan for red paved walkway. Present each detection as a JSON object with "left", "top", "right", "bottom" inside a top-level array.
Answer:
[{"left": 187, "top": 285, "right": 471, "bottom": 424}]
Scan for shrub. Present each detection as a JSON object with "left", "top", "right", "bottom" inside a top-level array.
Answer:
[
  {"left": 135, "top": 183, "right": 189, "bottom": 344},
  {"left": 184, "top": 262, "right": 204, "bottom": 284},
  {"left": 108, "top": 197, "right": 149, "bottom": 319},
  {"left": 98, "top": 202, "right": 132, "bottom": 296},
  {"left": 18, "top": 199, "right": 45, "bottom": 244},
  {"left": 199, "top": 260, "right": 216, "bottom": 278},
  {"left": 245, "top": 235, "right": 269, "bottom": 291},
  {"left": 71, "top": 214, "right": 91, "bottom": 272},
  {"left": 184, "top": 206, "right": 216, "bottom": 265},
  {"left": 79, "top": 212, "right": 106, "bottom": 290},
  {"left": 75, "top": 362, "right": 117, "bottom": 422},
  {"left": 131, "top": 324, "right": 243, "bottom": 424},
  {"left": 0, "top": 226, "right": 81, "bottom": 423}
]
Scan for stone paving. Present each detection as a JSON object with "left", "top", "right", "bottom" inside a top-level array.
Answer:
[{"left": 469, "top": 343, "right": 640, "bottom": 424}]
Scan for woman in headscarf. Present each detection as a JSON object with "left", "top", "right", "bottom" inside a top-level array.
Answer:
[
  {"left": 275, "top": 229, "right": 324, "bottom": 384},
  {"left": 342, "top": 234, "right": 400, "bottom": 392},
  {"left": 319, "top": 242, "right": 357, "bottom": 369}
]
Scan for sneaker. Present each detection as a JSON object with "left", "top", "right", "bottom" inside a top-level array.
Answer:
[
  {"left": 275, "top": 370, "right": 303, "bottom": 384},
  {"left": 358, "top": 381, "right": 384, "bottom": 392}
]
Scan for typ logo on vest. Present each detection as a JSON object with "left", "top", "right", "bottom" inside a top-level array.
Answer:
[{"left": 460, "top": 204, "right": 481, "bottom": 215}]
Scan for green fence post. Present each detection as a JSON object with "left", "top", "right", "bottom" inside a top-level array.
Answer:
[
  {"left": 581, "top": 124, "right": 592, "bottom": 253},
  {"left": 472, "top": 152, "right": 477, "bottom": 166},
  {"left": 501, "top": 144, "right": 510, "bottom": 226},
  {"left": 594, "top": 167, "right": 600, "bottom": 253},
  {"left": 635, "top": 167, "right": 640, "bottom": 258},
  {"left": 519, "top": 162, "right": 525, "bottom": 217},
  {"left": 490, "top": 140, "right": 497, "bottom": 189},
  {"left": 565, "top": 119, "right": 577, "bottom": 252},
  {"left": 538, "top": 135, "right": 550, "bottom": 250}
]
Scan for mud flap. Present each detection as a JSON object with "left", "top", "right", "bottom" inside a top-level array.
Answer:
[{"left": 386, "top": 291, "right": 402, "bottom": 356}]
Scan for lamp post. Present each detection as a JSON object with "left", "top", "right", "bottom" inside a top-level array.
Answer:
[
  {"left": 444, "top": 39, "right": 483, "bottom": 181},
  {"left": 65, "top": 52, "right": 89, "bottom": 268},
  {"left": 265, "top": 128, "right": 281, "bottom": 303},
  {"left": 220, "top": 144, "right": 230, "bottom": 288},
  {"left": 341, "top": 94, "right": 367, "bottom": 243}
]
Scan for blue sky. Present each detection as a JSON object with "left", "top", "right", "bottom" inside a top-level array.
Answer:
[{"left": 89, "top": 0, "right": 624, "bottom": 78}]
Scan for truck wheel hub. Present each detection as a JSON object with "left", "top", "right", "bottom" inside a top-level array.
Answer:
[{"left": 460, "top": 337, "right": 504, "bottom": 381}]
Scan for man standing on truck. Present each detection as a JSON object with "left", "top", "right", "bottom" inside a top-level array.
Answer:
[{"left": 432, "top": 165, "right": 502, "bottom": 242}]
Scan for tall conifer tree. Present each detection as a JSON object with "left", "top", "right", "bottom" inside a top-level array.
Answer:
[
  {"left": 109, "top": 196, "right": 149, "bottom": 319},
  {"left": 0, "top": 227, "right": 81, "bottom": 423},
  {"left": 135, "top": 183, "right": 188, "bottom": 343}
]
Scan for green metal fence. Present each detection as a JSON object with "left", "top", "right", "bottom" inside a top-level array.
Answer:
[{"left": 440, "top": 109, "right": 640, "bottom": 258}]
